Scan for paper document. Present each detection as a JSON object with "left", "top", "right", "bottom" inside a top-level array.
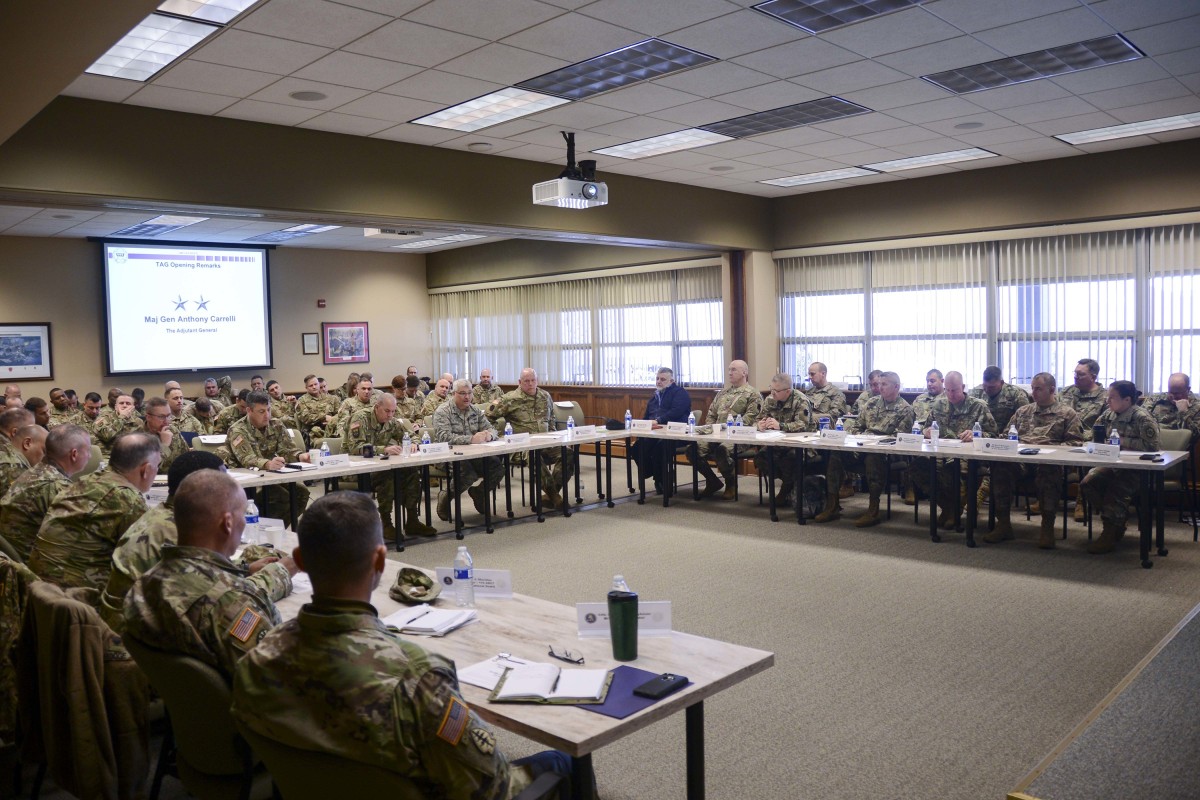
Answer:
[
  {"left": 284, "top": 462, "right": 318, "bottom": 470},
  {"left": 481, "top": 439, "right": 510, "bottom": 447},
  {"left": 755, "top": 431, "right": 785, "bottom": 440},
  {"left": 381, "top": 604, "right": 477, "bottom": 636},
  {"left": 490, "top": 663, "right": 611, "bottom": 704},
  {"left": 289, "top": 573, "right": 312, "bottom": 595},
  {"left": 459, "top": 654, "right": 536, "bottom": 691}
]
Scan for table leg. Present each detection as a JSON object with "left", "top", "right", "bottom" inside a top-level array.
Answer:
[
  {"left": 594, "top": 443, "right": 604, "bottom": 500},
  {"left": 661, "top": 441, "right": 671, "bottom": 508},
  {"left": 452, "top": 462, "right": 464, "bottom": 539},
  {"left": 533, "top": 450, "right": 545, "bottom": 523},
  {"left": 636, "top": 442, "right": 647, "bottom": 505},
  {"left": 625, "top": 436, "right": 634, "bottom": 493},
  {"left": 571, "top": 753, "right": 594, "bottom": 800},
  {"left": 392, "top": 468, "right": 403, "bottom": 552},
  {"left": 504, "top": 454, "right": 514, "bottom": 519},
  {"left": 964, "top": 459, "right": 978, "bottom": 548},
  {"left": 288, "top": 483, "right": 298, "bottom": 530},
  {"left": 1156, "top": 471, "right": 1168, "bottom": 557},
  {"left": 795, "top": 448, "right": 805, "bottom": 525},
  {"left": 686, "top": 701, "right": 705, "bottom": 800},
  {"left": 573, "top": 443, "right": 583, "bottom": 504},
  {"left": 928, "top": 456, "right": 941, "bottom": 543},
  {"left": 561, "top": 445, "right": 573, "bottom": 518},
  {"left": 767, "top": 447, "right": 778, "bottom": 522},
  {"left": 1139, "top": 472, "right": 1153, "bottom": 568},
  {"left": 691, "top": 442, "right": 700, "bottom": 501},
  {"left": 606, "top": 439, "right": 615, "bottom": 509},
  {"left": 483, "top": 458, "right": 494, "bottom": 534}
]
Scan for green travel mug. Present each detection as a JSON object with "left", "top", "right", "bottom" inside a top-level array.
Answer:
[{"left": 608, "top": 587, "right": 638, "bottom": 661}]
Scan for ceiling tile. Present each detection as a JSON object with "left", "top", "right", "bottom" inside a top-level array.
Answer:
[
  {"left": 524, "top": 100, "right": 633, "bottom": 128},
  {"left": 1108, "top": 95, "right": 1200, "bottom": 123},
  {"left": 667, "top": 9, "right": 803, "bottom": 60},
  {"left": 495, "top": 142, "right": 566, "bottom": 162},
  {"left": 888, "top": 97, "right": 984, "bottom": 123},
  {"left": 588, "top": 83, "right": 701, "bottom": 114},
  {"left": 875, "top": 36, "right": 1008, "bottom": 78},
  {"left": 793, "top": 137, "right": 877, "bottom": 158},
  {"left": 989, "top": 137, "right": 1078, "bottom": 157},
  {"left": 598, "top": 160, "right": 674, "bottom": 176},
  {"left": 466, "top": 118, "right": 546, "bottom": 138},
  {"left": 588, "top": 116, "right": 684, "bottom": 139},
  {"left": 924, "top": 0, "right": 1079, "bottom": 34},
  {"left": 649, "top": 98, "right": 758, "bottom": 126},
  {"left": 809, "top": 112, "right": 907, "bottom": 136},
  {"left": 217, "top": 99, "right": 325, "bottom": 124},
  {"left": 435, "top": 43, "right": 571, "bottom": 84},
  {"left": 31, "top": 209, "right": 102, "bottom": 222},
  {"left": 640, "top": 150, "right": 726, "bottom": 169},
  {"left": 1125, "top": 16, "right": 1200, "bottom": 57},
  {"left": 739, "top": 125, "right": 837, "bottom": 148},
  {"left": 1149, "top": 127, "right": 1200, "bottom": 144},
  {"left": 500, "top": 13, "right": 643, "bottom": 62},
  {"left": 405, "top": 0, "right": 565, "bottom": 39},
  {"left": 1178, "top": 71, "right": 1200, "bottom": 94},
  {"left": 651, "top": 61, "right": 774, "bottom": 95},
  {"left": 235, "top": 0, "right": 391, "bottom": 48},
  {"left": 1025, "top": 111, "right": 1123, "bottom": 136},
  {"left": 59, "top": 75, "right": 141, "bottom": 103},
  {"left": 332, "top": 0, "right": 425, "bottom": 14},
  {"left": 714, "top": 80, "right": 824, "bottom": 112},
  {"left": 370, "top": 123, "right": 463, "bottom": 144},
  {"left": 692, "top": 138, "right": 776, "bottom": 158},
  {"left": 344, "top": 20, "right": 488, "bottom": 68},
  {"left": 292, "top": 52, "right": 423, "bottom": 91},
  {"left": 247, "top": 77, "right": 370, "bottom": 110},
  {"left": 951, "top": 125, "right": 1042, "bottom": 145},
  {"left": 731, "top": 37, "right": 860, "bottom": 80},
  {"left": 962, "top": 80, "right": 1073, "bottom": 110},
  {"left": 331, "top": 92, "right": 443, "bottom": 121},
  {"left": 436, "top": 134, "right": 530, "bottom": 154},
  {"left": 191, "top": 29, "right": 331, "bottom": 74},
  {"left": 578, "top": 0, "right": 739, "bottom": 36},
  {"left": 1082, "top": 78, "right": 1191, "bottom": 112},
  {"left": 510, "top": 126, "right": 626, "bottom": 150},
  {"left": 820, "top": 7, "right": 961, "bottom": 59},
  {"left": 917, "top": 111, "right": 1013, "bottom": 135},
  {"left": 999, "top": 96, "right": 1100, "bottom": 124},
  {"left": 298, "top": 112, "right": 396, "bottom": 135},
  {"left": 1069, "top": 136, "right": 1160, "bottom": 155},
  {"left": 973, "top": 8, "right": 1119, "bottom": 56},
  {"left": 735, "top": 148, "right": 816, "bottom": 167},
  {"left": 1087, "top": 0, "right": 1200, "bottom": 31},
  {"left": 886, "top": 136, "right": 977, "bottom": 156},
  {"left": 837, "top": 78, "right": 948, "bottom": 111},
  {"left": 154, "top": 61, "right": 281, "bottom": 97},
  {"left": 380, "top": 70, "right": 503, "bottom": 103},
  {"left": 538, "top": 0, "right": 592, "bottom": 9},
  {"left": 1155, "top": 47, "right": 1200, "bottom": 77},
  {"left": 793, "top": 60, "right": 911, "bottom": 95},
  {"left": 1047, "top": 58, "right": 1171, "bottom": 95},
  {"left": 124, "top": 85, "right": 238, "bottom": 115}
]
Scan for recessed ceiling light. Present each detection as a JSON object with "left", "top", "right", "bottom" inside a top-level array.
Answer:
[
  {"left": 593, "top": 128, "right": 733, "bottom": 160},
  {"left": 753, "top": 0, "right": 925, "bottom": 34},
  {"left": 516, "top": 38, "right": 716, "bottom": 101},
  {"left": 243, "top": 224, "right": 341, "bottom": 243},
  {"left": 392, "top": 234, "right": 486, "bottom": 249},
  {"left": 466, "top": 142, "right": 493, "bottom": 152},
  {"left": 412, "top": 88, "right": 569, "bottom": 132},
  {"left": 862, "top": 148, "right": 997, "bottom": 172},
  {"left": 700, "top": 96, "right": 871, "bottom": 139},
  {"left": 954, "top": 122, "right": 984, "bottom": 130},
  {"left": 709, "top": 165, "right": 735, "bottom": 172},
  {"left": 760, "top": 167, "right": 879, "bottom": 187},
  {"left": 85, "top": 13, "right": 220, "bottom": 81},
  {"left": 923, "top": 35, "right": 1142, "bottom": 94},
  {"left": 1055, "top": 112, "right": 1200, "bottom": 144},
  {"left": 289, "top": 90, "right": 327, "bottom": 102},
  {"left": 110, "top": 214, "right": 208, "bottom": 237},
  {"left": 157, "top": 0, "right": 260, "bottom": 26}
]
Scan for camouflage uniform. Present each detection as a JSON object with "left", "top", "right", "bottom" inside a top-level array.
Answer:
[
  {"left": 827, "top": 395, "right": 915, "bottom": 502},
  {"left": 910, "top": 395, "right": 998, "bottom": 510},
  {"left": 0, "top": 436, "right": 30, "bottom": 500},
  {"left": 690, "top": 384, "right": 764, "bottom": 487},
  {"left": 1060, "top": 385, "right": 1107, "bottom": 430},
  {"left": 804, "top": 383, "right": 849, "bottom": 423},
  {"left": 47, "top": 408, "right": 76, "bottom": 428},
  {"left": 852, "top": 391, "right": 878, "bottom": 415},
  {"left": 27, "top": 470, "right": 147, "bottom": 595},
  {"left": 100, "top": 501, "right": 177, "bottom": 632},
  {"left": 1081, "top": 405, "right": 1160, "bottom": 531},
  {"left": 968, "top": 383, "right": 1030, "bottom": 432},
  {"left": 216, "top": 376, "right": 234, "bottom": 408},
  {"left": 345, "top": 408, "right": 420, "bottom": 525},
  {"left": 1143, "top": 392, "right": 1200, "bottom": 446},
  {"left": 333, "top": 397, "right": 371, "bottom": 439},
  {"left": 420, "top": 392, "right": 449, "bottom": 420},
  {"left": 432, "top": 402, "right": 504, "bottom": 496},
  {"left": 295, "top": 393, "right": 339, "bottom": 440},
  {"left": 269, "top": 398, "right": 295, "bottom": 428},
  {"left": 230, "top": 597, "right": 533, "bottom": 799},
  {"left": 0, "top": 556, "right": 37, "bottom": 748},
  {"left": 223, "top": 416, "right": 309, "bottom": 523},
  {"left": 910, "top": 391, "right": 944, "bottom": 427},
  {"left": 992, "top": 400, "right": 1085, "bottom": 515},
  {"left": 487, "top": 388, "right": 574, "bottom": 497},
  {"left": 472, "top": 384, "right": 503, "bottom": 406},
  {"left": 156, "top": 429, "right": 189, "bottom": 475},
  {"left": 213, "top": 404, "right": 245, "bottom": 435},
  {"left": 0, "top": 460, "right": 71, "bottom": 561},
  {"left": 75, "top": 412, "right": 101, "bottom": 439},
  {"left": 396, "top": 393, "right": 423, "bottom": 424},
  {"left": 123, "top": 544, "right": 289, "bottom": 681},
  {"left": 175, "top": 413, "right": 214, "bottom": 437},
  {"left": 93, "top": 409, "right": 142, "bottom": 455},
  {"left": 754, "top": 390, "right": 814, "bottom": 491}
]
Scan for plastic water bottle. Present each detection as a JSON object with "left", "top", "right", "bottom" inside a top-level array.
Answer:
[
  {"left": 972, "top": 421, "right": 982, "bottom": 439},
  {"left": 504, "top": 422, "right": 513, "bottom": 440},
  {"left": 319, "top": 440, "right": 330, "bottom": 459},
  {"left": 624, "top": 409, "right": 632, "bottom": 430},
  {"left": 244, "top": 499, "right": 260, "bottom": 544},
  {"left": 930, "top": 420, "right": 940, "bottom": 443},
  {"left": 613, "top": 574, "right": 631, "bottom": 593},
  {"left": 1008, "top": 424, "right": 1018, "bottom": 441},
  {"left": 1109, "top": 428, "right": 1121, "bottom": 448},
  {"left": 687, "top": 410, "right": 696, "bottom": 435},
  {"left": 734, "top": 413, "right": 743, "bottom": 427},
  {"left": 726, "top": 413, "right": 734, "bottom": 436},
  {"left": 911, "top": 420, "right": 920, "bottom": 436},
  {"left": 835, "top": 418, "right": 844, "bottom": 432},
  {"left": 401, "top": 431, "right": 411, "bottom": 458},
  {"left": 566, "top": 415, "right": 575, "bottom": 438},
  {"left": 421, "top": 429, "right": 431, "bottom": 446},
  {"left": 453, "top": 545, "right": 475, "bottom": 607}
]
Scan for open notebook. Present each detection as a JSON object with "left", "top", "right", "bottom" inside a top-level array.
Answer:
[
  {"left": 488, "top": 662, "right": 612, "bottom": 705},
  {"left": 381, "top": 604, "right": 477, "bottom": 637}
]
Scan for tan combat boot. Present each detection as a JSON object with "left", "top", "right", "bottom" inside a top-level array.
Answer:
[
  {"left": 1087, "top": 523, "right": 1121, "bottom": 554},
  {"left": 1073, "top": 501, "right": 1086, "bottom": 522},
  {"left": 941, "top": 503, "right": 962, "bottom": 531},
  {"left": 976, "top": 479, "right": 990, "bottom": 508},
  {"left": 381, "top": 514, "right": 397, "bottom": 542},
  {"left": 854, "top": 497, "right": 882, "bottom": 528},
  {"left": 813, "top": 493, "right": 842, "bottom": 523},
  {"left": 405, "top": 504, "right": 438, "bottom": 537},
  {"left": 936, "top": 504, "right": 954, "bottom": 529},
  {"left": 722, "top": 478, "right": 738, "bottom": 500},
  {"left": 1038, "top": 513, "right": 1056, "bottom": 550},
  {"left": 1029, "top": 499, "right": 1041, "bottom": 515},
  {"left": 982, "top": 507, "right": 1014, "bottom": 543},
  {"left": 902, "top": 487, "right": 916, "bottom": 506}
]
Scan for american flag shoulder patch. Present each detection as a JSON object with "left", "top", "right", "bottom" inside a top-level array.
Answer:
[
  {"left": 436, "top": 696, "right": 470, "bottom": 746},
  {"left": 228, "top": 606, "right": 263, "bottom": 643},
  {"left": 231, "top": 435, "right": 244, "bottom": 448}
]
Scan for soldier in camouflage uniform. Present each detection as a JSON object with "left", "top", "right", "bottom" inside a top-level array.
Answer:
[
  {"left": 143, "top": 396, "right": 188, "bottom": 474},
  {"left": 295, "top": 374, "right": 341, "bottom": 446},
  {"left": 853, "top": 370, "right": 884, "bottom": 415},
  {"left": 754, "top": 373, "right": 815, "bottom": 506},
  {"left": 1060, "top": 358, "right": 1107, "bottom": 430},
  {"left": 231, "top": 492, "right": 574, "bottom": 799},
  {"left": 266, "top": 380, "right": 297, "bottom": 428},
  {"left": 124, "top": 471, "right": 295, "bottom": 680},
  {"left": 75, "top": 392, "right": 104, "bottom": 439},
  {"left": 0, "top": 424, "right": 90, "bottom": 561},
  {"left": 94, "top": 393, "right": 142, "bottom": 455},
  {"left": 0, "top": 409, "right": 38, "bottom": 498},
  {"left": 407, "top": 365, "right": 431, "bottom": 395},
  {"left": 688, "top": 360, "right": 764, "bottom": 500},
  {"left": 335, "top": 372, "right": 361, "bottom": 403},
  {"left": 46, "top": 388, "right": 76, "bottom": 428},
  {"left": 345, "top": 395, "right": 436, "bottom": 539},
  {"left": 1081, "top": 381, "right": 1161, "bottom": 554},
  {"left": 395, "top": 376, "right": 425, "bottom": 424},
  {"left": 816, "top": 371, "right": 914, "bottom": 528},
  {"left": 200, "top": 377, "right": 227, "bottom": 415},
  {"left": 473, "top": 369, "right": 504, "bottom": 406},
  {"left": 28, "top": 432, "right": 160, "bottom": 596},
  {"left": 804, "top": 362, "right": 850, "bottom": 423},
  {"left": 1143, "top": 372, "right": 1200, "bottom": 446},
  {"left": 433, "top": 381, "right": 504, "bottom": 522},
  {"left": 420, "top": 378, "right": 452, "bottom": 420},
  {"left": 909, "top": 372, "right": 997, "bottom": 530},
  {"left": 99, "top": 450, "right": 228, "bottom": 631},
  {"left": 487, "top": 369, "right": 575, "bottom": 509},
  {"left": 969, "top": 366, "right": 1031, "bottom": 506},
  {"left": 984, "top": 373, "right": 1085, "bottom": 550},
  {"left": 222, "top": 392, "right": 310, "bottom": 526},
  {"left": 177, "top": 398, "right": 217, "bottom": 436},
  {"left": 332, "top": 379, "right": 374, "bottom": 439},
  {"left": 214, "top": 389, "right": 250, "bottom": 434},
  {"left": 903, "top": 369, "right": 946, "bottom": 504}
]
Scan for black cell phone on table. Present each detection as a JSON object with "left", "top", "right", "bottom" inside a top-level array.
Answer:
[
  {"left": 633, "top": 673, "right": 689, "bottom": 699},
  {"left": 1018, "top": 448, "right": 1040, "bottom": 455}
]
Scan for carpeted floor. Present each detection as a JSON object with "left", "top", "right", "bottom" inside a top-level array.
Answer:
[{"left": 395, "top": 465, "right": 1200, "bottom": 800}]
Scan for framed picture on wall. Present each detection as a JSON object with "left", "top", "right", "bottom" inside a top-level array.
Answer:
[
  {"left": 0, "top": 323, "right": 53, "bottom": 379},
  {"left": 322, "top": 322, "right": 369, "bottom": 365},
  {"left": 301, "top": 332, "right": 320, "bottom": 355}
]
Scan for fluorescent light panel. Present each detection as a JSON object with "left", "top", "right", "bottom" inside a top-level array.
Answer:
[
  {"left": 593, "top": 128, "right": 733, "bottom": 159},
  {"left": 412, "top": 88, "right": 569, "bottom": 132},
  {"left": 753, "top": 0, "right": 924, "bottom": 34},
  {"left": 761, "top": 167, "right": 879, "bottom": 187},
  {"left": 1055, "top": 112, "right": 1200, "bottom": 144},
  {"left": 862, "top": 148, "right": 997, "bottom": 172},
  {"left": 923, "top": 35, "right": 1142, "bottom": 94},
  {"left": 700, "top": 96, "right": 870, "bottom": 139},
  {"left": 110, "top": 214, "right": 209, "bottom": 237},
  {"left": 85, "top": 14, "right": 219, "bottom": 81},
  {"left": 392, "top": 234, "right": 486, "bottom": 249},
  {"left": 516, "top": 38, "right": 715, "bottom": 101},
  {"left": 243, "top": 224, "right": 341, "bottom": 243},
  {"left": 157, "top": 0, "right": 260, "bottom": 25}
]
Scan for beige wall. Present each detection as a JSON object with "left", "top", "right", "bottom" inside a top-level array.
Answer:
[{"left": 0, "top": 236, "right": 430, "bottom": 398}]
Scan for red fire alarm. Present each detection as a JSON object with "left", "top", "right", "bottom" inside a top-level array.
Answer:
[{"left": 317, "top": 299, "right": 326, "bottom": 308}]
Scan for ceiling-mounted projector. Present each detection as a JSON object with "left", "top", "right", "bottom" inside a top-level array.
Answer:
[{"left": 533, "top": 131, "right": 608, "bottom": 209}]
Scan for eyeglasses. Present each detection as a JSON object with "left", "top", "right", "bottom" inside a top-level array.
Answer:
[{"left": 547, "top": 645, "right": 584, "bottom": 665}]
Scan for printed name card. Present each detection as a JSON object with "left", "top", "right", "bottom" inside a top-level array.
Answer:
[
  {"left": 435, "top": 567, "right": 513, "bottom": 598},
  {"left": 1085, "top": 442, "right": 1120, "bottom": 461},
  {"left": 317, "top": 453, "right": 351, "bottom": 467},
  {"left": 419, "top": 441, "right": 451, "bottom": 454},
  {"left": 504, "top": 431, "right": 531, "bottom": 444},
  {"left": 665, "top": 421, "right": 690, "bottom": 433},
  {"left": 980, "top": 439, "right": 1019, "bottom": 454},
  {"left": 571, "top": 424, "right": 597, "bottom": 437},
  {"left": 728, "top": 426, "right": 758, "bottom": 440},
  {"left": 575, "top": 601, "right": 673, "bottom": 638},
  {"left": 896, "top": 432, "right": 923, "bottom": 446},
  {"left": 820, "top": 429, "right": 847, "bottom": 443},
  {"left": 629, "top": 419, "right": 653, "bottom": 432}
]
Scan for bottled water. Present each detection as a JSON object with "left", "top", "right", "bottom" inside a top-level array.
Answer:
[
  {"left": 835, "top": 418, "right": 844, "bottom": 432},
  {"left": 401, "top": 432, "right": 411, "bottom": 458},
  {"left": 319, "top": 440, "right": 330, "bottom": 459},
  {"left": 726, "top": 413, "right": 734, "bottom": 436},
  {"left": 421, "top": 430, "right": 431, "bottom": 446},
  {"left": 911, "top": 420, "right": 920, "bottom": 436},
  {"left": 612, "top": 574, "right": 631, "bottom": 593},
  {"left": 687, "top": 411, "right": 696, "bottom": 435},
  {"left": 734, "top": 414, "right": 743, "bottom": 427},
  {"left": 454, "top": 545, "right": 475, "bottom": 607},
  {"left": 244, "top": 499, "right": 260, "bottom": 544},
  {"left": 624, "top": 409, "right": 632, "bottom": 430},
  {"left": 566, "top": 415, "right": 575, "bottom": 437},
  {"left": 972, "top": 421, "right": 982, "bottom": 439},
  {"left": 1008, "top": 424, "right": 1018, "bottom": 441},
  {"left": 504, "top": 422, "right": 513, "bottom": 439},
  {"left": 1109, "top": 428, "right": 1121, "bottom": 448},
  {"left": 930, "top": 420, "right": 940, "bottom": 443}
]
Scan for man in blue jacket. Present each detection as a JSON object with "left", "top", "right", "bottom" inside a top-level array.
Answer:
[{"left": 632, "top": 368, "right": 692, "bottom": 493}]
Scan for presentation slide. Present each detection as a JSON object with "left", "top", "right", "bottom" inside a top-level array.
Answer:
[{"left": 103, "top": 242, "right": 273, "bottom": 374}]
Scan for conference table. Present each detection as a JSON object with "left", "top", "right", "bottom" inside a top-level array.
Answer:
[{"left": 273, "top": 553, "right": 775, "bottom": 800}]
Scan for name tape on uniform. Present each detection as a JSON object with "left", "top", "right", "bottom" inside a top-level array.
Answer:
[
  {"left": 575, "top": 601, "right": 672, "bottom": 638},
  {"left": 435, "top": 567, "right": 513, "bottom": 598}
]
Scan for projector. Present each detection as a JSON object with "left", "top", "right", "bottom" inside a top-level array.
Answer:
[{"left": 532, "top": 177, "right": 608, "bottom": 209}]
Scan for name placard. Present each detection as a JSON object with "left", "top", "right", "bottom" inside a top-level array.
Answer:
[
  {"left": 504, "top": 431, "right": 531, "bottom": 444},
  {"left": 1085, "top": 442, "right": 1120, "bottom": 461},
  {"left": 435, "top": 567, "right": 513, "bottom": 598},
  {"left": 935, "top": 436, "right": 964, "bottom": 448},
  {"left": 980, "top": 439, "right": 1019, "bottom": 454},
  {"left": 571, "top": 424, "right": 597, "bottom": 437},
  {"left": 896, "top": 432, "right": 923, "bottom": 446},
  {"left": 575, "top": 600, "right": 673, "bottom": 638},
  {"left": 666, "top": 421, "right": 690, "bottom": 433},
  {"left": 317, "top": 453, "right": 351, "bottom": 467},
  {"left": 419, "top": 441, "right": 450, "bottom": 454},
  {"left": 728, "top": 426, "right": 758, "bottom": 440},
  {"left": 820, "top": 429, "right": 847, "bottom": 443},
  {"left": 629, "top": 419, "right": 653, "bottom": 432}
]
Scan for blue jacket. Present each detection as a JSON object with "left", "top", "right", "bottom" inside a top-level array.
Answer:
[{"left": 645, "top": 383, "right": 692, "bottom": 425}]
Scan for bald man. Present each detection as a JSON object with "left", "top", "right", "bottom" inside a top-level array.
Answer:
[
  {"left": 0, "top": 408, "right": 38, "bottom": 497},
  {"left": 0, "top": 423, "right": 90, "bottom": 560}
]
